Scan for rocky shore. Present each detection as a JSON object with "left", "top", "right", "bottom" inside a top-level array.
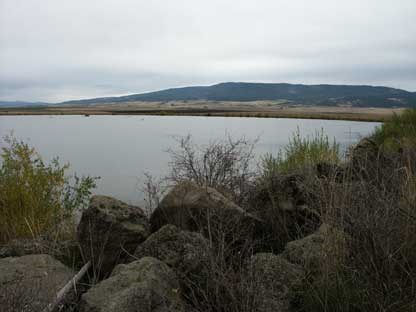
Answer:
[{"left": 0, "top": 179, "right": 339, "bottom": 312}]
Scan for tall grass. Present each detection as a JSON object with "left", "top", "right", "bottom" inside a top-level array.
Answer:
[
  {"left": 308, "top": 165, "right": 416, "bottom": 311},
  {"left": 0, "top": 135, "right": 96, "bottom": 244},
  {"left": 261, "top": 128, "right": 340, "bottom": 176},
  {"left": 293, "top": 112, "right": 416, "bottom": 311}
]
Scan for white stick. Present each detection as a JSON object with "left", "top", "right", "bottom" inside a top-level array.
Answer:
[{"left": 43, "top": 260, "right": 91, "bottom": 312}]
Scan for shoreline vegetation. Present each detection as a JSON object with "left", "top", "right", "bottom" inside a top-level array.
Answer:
[
  {"left": 0, "top": 101, "right": 406, "bottom": 122},
  {"left": 0, "top": 108, "right": 415, "bottom": 311}
]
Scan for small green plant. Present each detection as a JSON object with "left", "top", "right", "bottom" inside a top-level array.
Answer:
[
  {"left": 0, "top": 135, "right": 97, "bottom": 243},
  {"left": 261, "top": 128, "right": 340, "bottom": 175}
]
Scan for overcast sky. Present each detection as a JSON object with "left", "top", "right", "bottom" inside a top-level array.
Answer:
[{"left": 0, "top": 0, "right": 415, "bottom": 102}]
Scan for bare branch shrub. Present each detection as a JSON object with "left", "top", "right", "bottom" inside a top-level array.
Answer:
[
  {"left": 167, "top": 134, "right": 257, "bottom": 204},
  {"left": 141, "top": 172, "right": 168, "bottom": 217}
]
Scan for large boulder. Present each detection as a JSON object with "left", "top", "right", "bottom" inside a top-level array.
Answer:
[
  {"left": 150, "top": 182, "right": 263, "bottom": 242},
  {"left": 77, "top": 195, "right": 150, "bottom": 277},
  {"left": 80, "top": 257, "right": 185, "bottom": 312},
  {"left": 0, "top": 254, "right": 74, "bottom": 312},
  {"left": 133, "top": 224, "right": 210, "bottom": 294},
  {"left": 282, "top": 223, "right": 348, "bottom": 275},
  {"left": 248, "top": 253, "right": 304, "bottom": 312},
  {"left": 248, "top": 174, "right": 320, "bottom": 252}
]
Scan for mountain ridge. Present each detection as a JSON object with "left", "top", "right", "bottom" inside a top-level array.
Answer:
[
  {"left": 1, "top": 82, "right": 416, "bottom": 108},
  {"left": 61, "top": 82, "right": 416, "bottom": 108}
]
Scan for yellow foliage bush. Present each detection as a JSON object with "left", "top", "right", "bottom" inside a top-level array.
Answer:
[{"left": 0, "top": 135, "right": 96, "bottom": 243}]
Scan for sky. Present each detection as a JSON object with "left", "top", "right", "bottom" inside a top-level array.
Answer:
[{"left": 0, "top": 0, "right": 415, "bottom": 102}]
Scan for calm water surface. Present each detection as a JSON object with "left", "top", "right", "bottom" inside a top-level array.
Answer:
[{"left": 0, "top": 115, "right": 380, "bottom": 205}]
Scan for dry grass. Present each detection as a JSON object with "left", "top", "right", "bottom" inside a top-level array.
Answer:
[{"left": 294, "top": 116, "right": 416, "bottom": 311}]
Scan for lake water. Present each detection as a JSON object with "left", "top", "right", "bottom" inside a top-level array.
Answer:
[{"left": 0, "top": 115, "right": 380, "bottom": 205}]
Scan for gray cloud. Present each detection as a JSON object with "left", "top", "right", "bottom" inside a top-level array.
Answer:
[{"left": 1, "top": 0, "right": 415, "bottom": 102}]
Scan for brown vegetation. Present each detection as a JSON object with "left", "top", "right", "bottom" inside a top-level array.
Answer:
[{"left": 0, "top": 101, "right": 404, "bottom": 122}]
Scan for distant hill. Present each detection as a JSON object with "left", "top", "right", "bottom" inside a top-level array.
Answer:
[
  {"left": 61, "top": 82, "right": 416, "bottom": 108},
  {"left": 2, "top": 83, "right": 415, "bottom": 108},
  {"left": 0, "top": 101, "right": 50, "bottom": 108}
]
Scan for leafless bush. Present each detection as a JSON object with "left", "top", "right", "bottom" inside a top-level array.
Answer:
[
  {"left": 167, "top": 134, "right": 257, "bottom": 205},
  {"left": 141, "top": 172, "right": 168, "bottom": 217}
]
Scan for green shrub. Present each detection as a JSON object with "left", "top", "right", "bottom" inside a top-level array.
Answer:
[
  {"left": 0, "top": 135, "right": 97, "bottom": 243},
  {"left": 261, "top": 128, "right": 340, "bottom": 176},
  {"left": 373, "top": 108, "right": 416, "bottom": 149}
]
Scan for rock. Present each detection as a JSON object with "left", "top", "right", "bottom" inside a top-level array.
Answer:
[
  {"left": 0, "top": 238, "right": 44, "bottom": 258},
  {"left": 0, "top": 254, "right": 74, "bottom": 312},
  {"left": 252, "top": 174, "right": 314, "bottom": 213},
  {"left": 150, "top": 182, "right": 263, "bottom": 241},
  {"left": 316, "top": 162, "right": 345, "bottom": 182},
  {"left": 0, "top": 237, "right": 82, "bottom": 267},
  {"left": 249, "top": 253, "right": 304, "bottom": 312},
  {"left": 350, "top": 137, "right": 379, "bottom": 159},
  {"left": 349, "top": 137, "right": 381, "bottom": 179},
  {"left": 133, "top": 224, "right": 210, "bottom": 293},
  {"left": 248, "top": 174, "right": 320, "bottom": 251},
  {"left": 282, "top": 223, "right": 348, "bottom": 275},
  {"left": 77, "top": 195, "right": 150, "bottom": 277},
  {"left": 80, "top": 257, "right": 185, "bottom": 312}
]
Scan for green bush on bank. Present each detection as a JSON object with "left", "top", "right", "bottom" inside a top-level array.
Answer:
[
  {"left": 261, "top": 128, "right": 340, "bottom": 176},
  {"left": 373, "top": 108, "right": 416, "bottom": 148},
  {"left": 0, "top": 135, "right": 97, "bottom": 243}
]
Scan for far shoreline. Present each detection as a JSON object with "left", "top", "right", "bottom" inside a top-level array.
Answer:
[{"left": 0, "top": 101, "right": 404, "bottom": 122}]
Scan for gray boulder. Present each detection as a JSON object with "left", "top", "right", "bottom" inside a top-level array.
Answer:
[
  {"left": 133, "top": 224, "right": 210, "bottom": 292},
  {"left": 150, "top": 182, "right": 263, "bottom": 241},
  {"left": 249, "top": 253, "right": 304, "bottom": 312},
  {"left": 248, "top": 174, "right": 320, "bottom": 251},
  {"left": 0, "top": 254, "right": 74, "bottom": 312},
  {"left": 349, "top": 137, "right": 382, "bottom": 179},
  {"left": 0, "top": 238, "right": 45, "bottom": 259},
  {"left": 80, "top": 257, "right": 185, "bottom": 312},
  {"left": 316, "top": 161, "right": 345, "bottom": 182},
  {"left": 282, "top": 223, "right": 348, "bottom": 275},
  {"left": 77, "top": 195, "right": 150, "bottom": 276}
]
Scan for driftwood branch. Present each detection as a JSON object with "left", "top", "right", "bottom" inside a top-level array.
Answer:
[{"left": 43, "top": 260, "right": 91, "bottom": 312}]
